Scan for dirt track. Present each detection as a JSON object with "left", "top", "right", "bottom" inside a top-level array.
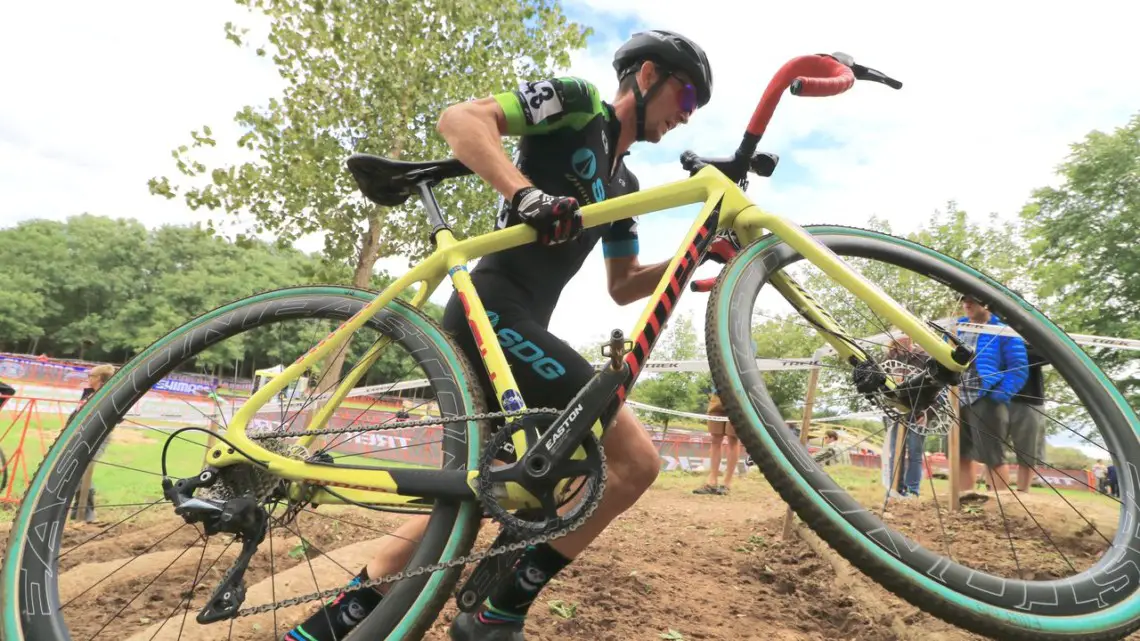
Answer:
[{"left": 22, "top": 471, "right": 1035, "bottom": 641}]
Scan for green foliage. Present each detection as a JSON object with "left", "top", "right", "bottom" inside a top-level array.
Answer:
[
  {"left": 1044, "top": 444, "right": 1094, "bottom": 470},
  {"left": 1021, "top": 112, "right": 1140, "bottom": 403},
  {"left": 630, "top": 313, "right": 705, "bottom": 428},
  {"left": 0, "top": 215, "right": 440, "bottom": 382},
  {"left": 150, "top": 0, "right": 590, "bottom": 287},
  {"left": 746, "top": 316, "right": 824, "bottom": 419}
]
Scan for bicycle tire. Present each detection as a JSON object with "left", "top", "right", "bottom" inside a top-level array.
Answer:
[
  {"left": 0, "top": 447, "right": 7, "bottom": 497},
  {"left": 0, "top": 286, "right": 488, "bottom": 641},
  {"left": 707, "top": 226, "right": 1140, "bottom": 640}
]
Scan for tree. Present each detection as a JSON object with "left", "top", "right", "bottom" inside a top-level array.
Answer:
[
  {"left": 0, "top": 214, "right": 441, "bottom": 388},
  {"left": 630, "top": 313, "right": 704, "bottom": 431},
  {"left": 749, "top": 315, "right": 825, "bottom": 419},
  {"left": 1021, "top": 112, "right": 1140, "bottom": 404},
  {"left": 150, "top": 0, "right": 590, "bottom": 290}
]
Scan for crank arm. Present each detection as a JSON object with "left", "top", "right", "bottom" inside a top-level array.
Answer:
[
  {"left": 519, "top": 363, "right": 626, "bottom": 482},
  {"left": 454, "top": 512, "right": 537, "bottom": 612}
]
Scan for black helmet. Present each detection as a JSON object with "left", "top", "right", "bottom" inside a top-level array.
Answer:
[{"left": 613, "top": 30, "right": 713, "bottom": 108}]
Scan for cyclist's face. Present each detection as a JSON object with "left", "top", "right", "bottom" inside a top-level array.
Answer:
[{"left": 644, "top": 69, "right": 697, "bottom": 143}]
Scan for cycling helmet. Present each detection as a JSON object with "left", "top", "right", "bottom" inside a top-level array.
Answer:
[
  {"left": 613, "top": 30, "right": 712, "bottom": 141},
  {"left": 613, "top": 29, "right": 712, "bottom": 107}
]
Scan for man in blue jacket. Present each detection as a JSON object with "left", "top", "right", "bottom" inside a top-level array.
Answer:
[{"left": 957, "top": 294, "right": 1029, "bottom": 498}]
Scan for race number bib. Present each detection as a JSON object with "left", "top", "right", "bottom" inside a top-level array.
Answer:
[{"left": 519, "top": 80, "right": 563, "bottom": 124}]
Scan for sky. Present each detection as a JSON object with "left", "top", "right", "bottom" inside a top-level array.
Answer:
[{"left": 2, "top": 0, "right": 1139, "bottom": 353}]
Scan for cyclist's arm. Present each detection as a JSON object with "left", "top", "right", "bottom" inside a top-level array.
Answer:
[
  {"left": 438, "top": 77, "right": 607, "bottom": 203},
  {"left": 606, "top": 256, "right": 672, "bottom": 305},
  {"left": 602, "top": 215, "right": 672, "bottom": 305},
  {"left": 437, "top": 97, "right": 531, "bottom": 201}
]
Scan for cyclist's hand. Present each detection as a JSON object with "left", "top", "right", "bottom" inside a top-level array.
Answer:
[{"left": 512, "top": 187, "right": 583, "bottom": 246}]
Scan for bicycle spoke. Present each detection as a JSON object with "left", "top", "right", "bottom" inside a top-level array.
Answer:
[
  {"left": 62, "top": 523, "right": 192, "bottom": 610},
  {"left": 85, "top": 534, "right": 201, "bottom": 641},
  {"left": 59, "top": 499, "right": 166, "bottom": 559}
]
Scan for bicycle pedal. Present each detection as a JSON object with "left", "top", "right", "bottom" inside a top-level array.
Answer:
[{"left": 454, "top": 515, "right": 535, "bottom": 612}]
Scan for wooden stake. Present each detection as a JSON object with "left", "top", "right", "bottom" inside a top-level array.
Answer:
[
  {"left": 783, "top": 366, "right": 821, "bottom": 539},
  {"left": 948, "top": 385, "right": 961, "bottom": 512},
  {"left": 890, "top": 420, "right": 907, "bottom": 496}
]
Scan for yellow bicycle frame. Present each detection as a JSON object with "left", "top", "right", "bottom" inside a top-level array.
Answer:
[{"left": 203, "top": 165, "right": 966, "bottom": 509}]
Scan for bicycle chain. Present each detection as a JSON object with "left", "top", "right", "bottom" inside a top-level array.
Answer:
[
  {"left": 234, "top": 406, "right": 606, "bottom": 617},
  {"left": 249, "top": 407, "right": 563, "bottom": 439}
]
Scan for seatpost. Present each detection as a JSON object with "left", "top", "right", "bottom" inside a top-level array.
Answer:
[{"left": 415, "top": 180, "right": 453, "bottom": 245}]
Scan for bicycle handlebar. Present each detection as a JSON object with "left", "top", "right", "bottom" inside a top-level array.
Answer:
[{"left": 745, "top": 54, "right": 855, "bottom": 140}]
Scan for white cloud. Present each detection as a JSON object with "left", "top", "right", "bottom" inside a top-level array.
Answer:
[
  {"left": 2, "top": 0, "right": 1138, "bottom": 354},
  {"left": 0, "top": 0, "right": 279, "bottom": 227}
]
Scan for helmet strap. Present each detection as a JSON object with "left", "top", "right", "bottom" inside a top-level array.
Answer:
[{"left": 632, "top": 69, "right": 673, "bottom": 142}]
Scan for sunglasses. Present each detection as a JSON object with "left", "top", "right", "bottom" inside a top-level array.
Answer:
[{"left": 677, "top": 81, "right": 698, "bottom": 114}]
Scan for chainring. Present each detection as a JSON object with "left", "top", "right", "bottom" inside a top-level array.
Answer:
[{"left": 477, "top": 416, "right": 606, "bottom": 539}]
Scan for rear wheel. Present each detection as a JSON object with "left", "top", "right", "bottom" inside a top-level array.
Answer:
[
  {"left": 1, "top": 286, "right": 487, "bottom": 641},
  {"left": 708, "top": 226, "right": 1140, "bottom": 640}
]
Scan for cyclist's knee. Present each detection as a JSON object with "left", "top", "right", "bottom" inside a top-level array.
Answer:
[{"left": 604, "top": 408, "right": 659, "bottom": 494}]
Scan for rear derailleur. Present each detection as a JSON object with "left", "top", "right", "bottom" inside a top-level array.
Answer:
[{"left": 162, "top": 469, "right": 268, "bottom": 623}]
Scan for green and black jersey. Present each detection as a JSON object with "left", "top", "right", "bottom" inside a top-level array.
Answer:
[
  {"left": 471, "top": 76, "right": 641, "bottom": 327},
  {"left": 442, "top": 76, "right": 643, "bottom": 414}
]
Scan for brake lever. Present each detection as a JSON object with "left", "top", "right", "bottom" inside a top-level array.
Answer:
[
  {"left": 818, "top": 52, "right": 903, "bottom": 90},
  {"left": 851, "top": 63, "right": 903, "bottom": 90}
]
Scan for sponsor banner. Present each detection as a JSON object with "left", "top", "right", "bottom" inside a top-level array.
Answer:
[{"left": 0, "top": 355, "right": 235, "bottom": 397}]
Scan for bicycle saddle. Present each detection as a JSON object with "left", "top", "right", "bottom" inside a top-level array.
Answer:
[{"left": 347, "top": 153, "right": 474, "bottom": 206}]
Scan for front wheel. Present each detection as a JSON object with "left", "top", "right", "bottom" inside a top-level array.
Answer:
[{"left": 708, "top": 226, "right": 1140, "bottom": 640}]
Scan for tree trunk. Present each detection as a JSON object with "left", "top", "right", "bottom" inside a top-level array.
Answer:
[
  {"left": 317, "top": 209, "right": 387, "bottom": 396},
  {"left": 351, "top": 210, "right": 385, "bottom": 289}
]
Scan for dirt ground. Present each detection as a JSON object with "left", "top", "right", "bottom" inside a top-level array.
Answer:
[{"left": 15, "top": 471, "right": 1125, "bottom": 641}]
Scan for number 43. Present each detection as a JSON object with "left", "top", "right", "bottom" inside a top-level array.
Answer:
[{"left": 523, "top": 81, "right": 555, "bottom": 109}]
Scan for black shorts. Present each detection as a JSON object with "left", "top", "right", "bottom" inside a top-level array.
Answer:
[
  {"left": 440, "top": 284, "right": 597, "bottom": 421},
  {"left": 959, "top": 397, "right": 1010, "bottom": 468}
]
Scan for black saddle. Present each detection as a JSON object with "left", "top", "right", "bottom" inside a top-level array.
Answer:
[{"left": 346, "top": 153, "right": 474, "bottom": 206}]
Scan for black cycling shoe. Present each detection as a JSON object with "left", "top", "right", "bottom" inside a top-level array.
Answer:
[{"left": 449, "top": 612, "right": 526, "bottom": 641}]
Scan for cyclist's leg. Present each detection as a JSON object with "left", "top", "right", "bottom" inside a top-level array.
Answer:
[{"left": 445, "top": 306, "right": 659, "bottom": 632}]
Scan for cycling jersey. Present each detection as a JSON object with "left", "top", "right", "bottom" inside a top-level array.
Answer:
[
  {"left": 473, "top": 76, "right": 641, "bottom": 327},
  {"left": 441, "top": 76, "right": 641, "bottom": 415}
]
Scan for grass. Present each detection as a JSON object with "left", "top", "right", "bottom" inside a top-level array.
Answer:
[
  {"left": 825, "top": 464, "right": 1118, "bottom": 509},
  {"left": 0, "top": 409, "right": 437, "bottom": 523}
]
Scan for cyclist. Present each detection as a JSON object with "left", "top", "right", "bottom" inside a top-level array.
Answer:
[{"left": 285, "top": 29, "right": 717, "bottom": 641}]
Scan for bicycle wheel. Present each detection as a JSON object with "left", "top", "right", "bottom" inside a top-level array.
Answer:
[
  {"left": 1, "top": 286, "right": 487, "bottom": 641},
  {"left": 707, "top": 226, "right": 1140, "bottom": 640}
]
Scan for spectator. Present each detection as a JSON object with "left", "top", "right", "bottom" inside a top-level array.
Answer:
[
  {"left": 1093, "top": 460, "right": 1108, "bottom": 493},
  {"left": 693, "top": 381, "right": 741, "bottom": 496},
  {"left": 67, "top": 364, "right": 116, "bottom": 523},
  {"left": 883, "top": 335, "right": 929, "bottom": 497},
  {"left": 814, "top": 430, "right": 848, "bottom": 467},
  {"left": 1009, "top": 342, "right": 1049, "bottom": 493},
  {"left": 956, "top": 294, "right": 1029, "bottom": 501},
  {"left": 1106, "top": 463, "right": 1119, "bottom": 498}
]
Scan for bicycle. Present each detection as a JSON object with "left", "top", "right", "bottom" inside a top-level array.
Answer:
[{"left": 4, "top": 51, "right": 1139, "bottom": 641}]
